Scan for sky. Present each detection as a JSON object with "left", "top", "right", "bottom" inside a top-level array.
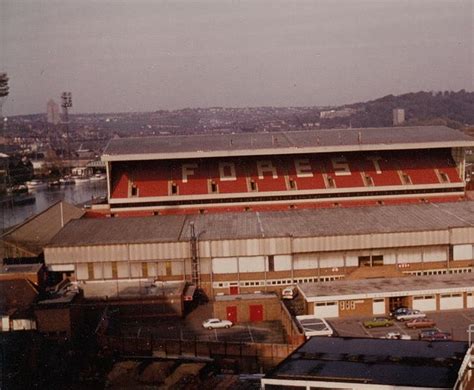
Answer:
[{"left": 1, "top": 0, "right": 473, "bottom": 116}]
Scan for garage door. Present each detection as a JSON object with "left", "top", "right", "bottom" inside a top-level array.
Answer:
[
  {"left": 440, "top": 293, "right": 463, "bottom": 310},
  {"left": 413, "top": 295, "right": 436, "bottom": 312},
  {"left": 467, "top": 293, "right": 474, "bottom": 309},
  {"left": 314, "top": 301, "right": 339, "bottom": 318},
  {"left": 373, "top": 298, "right": 386, "bottom": 315}
]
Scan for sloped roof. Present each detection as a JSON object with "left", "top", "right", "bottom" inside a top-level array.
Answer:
[
  {"left": 47, "top": 200, "right": 474, "bottom": 247},
  {"left": 102, "top": 126, "right": 474, "bottom": 161},
  {"left": 1, "top": 201, "right": 85, "bottom": 256},
  {"left": 0, "top": 279, "right": 38, "bottom": 312}
]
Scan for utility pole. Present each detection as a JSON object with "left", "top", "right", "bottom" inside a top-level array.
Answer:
[{"left": 61, "top": 92, "right": 72, "bottom": 166}]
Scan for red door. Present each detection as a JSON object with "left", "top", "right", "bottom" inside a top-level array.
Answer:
[
  {"left": 229, "top": 285, "right": 239, "bottom": 295},
  {"left": 249, "top": 305, "right": 263, "bottom": 322},
  {"left": 226, "top": 306, "right": 237, "bottom": 323}
]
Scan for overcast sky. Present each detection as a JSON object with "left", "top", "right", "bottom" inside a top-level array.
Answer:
[{"left": 1, "top": 0, "right": 472, "bottom": 116}]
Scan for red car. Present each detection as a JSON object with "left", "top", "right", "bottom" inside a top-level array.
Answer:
[{"left": 405, "top": 318, "right": 436, "bottom": 329}]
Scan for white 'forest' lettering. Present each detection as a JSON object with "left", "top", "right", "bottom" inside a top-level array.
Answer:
[{"left": 180, "top": 157, "right": 384, "bottom": 182}]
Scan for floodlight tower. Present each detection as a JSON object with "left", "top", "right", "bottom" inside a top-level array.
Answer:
[
  {"left": 0, "top": 73, "right": 9, "bottom": 126},
  {"left": 61, "top": 92, "right": 72, "bottom": 163}
]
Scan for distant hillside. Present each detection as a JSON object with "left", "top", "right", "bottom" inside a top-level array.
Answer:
[{"left": 324, "top": 90, "right": 474, "bottom": 129}]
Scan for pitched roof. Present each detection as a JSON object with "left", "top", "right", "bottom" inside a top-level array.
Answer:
[
  {"left": 0, "top": 279, "right": 38, "bottom": 312},
  {"left": 1, "top": 201, "right": 85, "bottom": 256},
  {"left": 47, "top": 200, "right": 474, "bottom": 247}
]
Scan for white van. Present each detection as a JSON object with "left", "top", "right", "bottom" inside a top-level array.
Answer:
[{"left": 282, "top": 286, "right": 297, "bottom": 300}]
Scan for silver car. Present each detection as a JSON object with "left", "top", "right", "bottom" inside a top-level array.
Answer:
[{"left": 395, "top": 309, "right": 426, "bottom": 321}]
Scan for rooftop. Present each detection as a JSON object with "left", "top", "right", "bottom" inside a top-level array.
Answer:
[
  {"left": 263, "top": 336, "right": 468, "bottom": 388},
  {"left": 1, "top": 201, "right": 85, "bottom": 256},
  {"left": 47, "top": 201, "right": 474, "bottom": 247},
  {"left": 299, "top": 273, "right": 474, "bottom": 301},
  {"left": 102, "top": 126, "right": 474, "bottom": 161}
]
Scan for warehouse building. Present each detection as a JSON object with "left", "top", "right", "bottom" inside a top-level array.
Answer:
[{"left": 44, "top": 201, "right": 473, "bottom": 314}]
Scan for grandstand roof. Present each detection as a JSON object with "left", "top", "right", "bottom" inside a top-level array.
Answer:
[
  {"left": 102, "top": 126, "right": 474, "bottom": 161},
  {"left": 48, "top": 201, "right": 474, "bottom": 247}
]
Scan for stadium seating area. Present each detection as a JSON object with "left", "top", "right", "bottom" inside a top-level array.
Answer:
[{"left": 110, "top": 149, "right": 462, "bottom": 200}]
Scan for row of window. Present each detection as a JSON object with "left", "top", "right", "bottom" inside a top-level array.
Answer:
[
  {"left": 407, "top": 267, "right": 473, "bottom": 277},
  {"left": 213, "top": 275, "right": 343, "bottom": 289}
]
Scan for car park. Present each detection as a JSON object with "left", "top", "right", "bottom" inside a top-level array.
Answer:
[
  {"left": 419, "top": 329, "right": 452, "bottom": 341},
  {"left": 363, "top": 317, "right": 394, "bottom": 328},
  {"left": 202, "top": 318, "right": 233, "bottom": 330},
  {"left": 405, "top": 318, "right": 436, "bottom": 329},
  {"left": 395, "top": 309, "right": 426, "bottom": 321}
]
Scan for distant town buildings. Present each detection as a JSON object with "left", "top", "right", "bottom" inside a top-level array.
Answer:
[
  {"left": 393, "top": 108, "right": 405, "bottom": 126},
  {"left": 46, "top": 99, "right": 60, "bottom": 125}
]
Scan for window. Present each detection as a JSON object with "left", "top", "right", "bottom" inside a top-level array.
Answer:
[
  {"left": 249, "top": 179, "right": 257, "bottom": 191},
  {"left": 364, "top": 175, "right": 374, "bottom": 186},
  {"left": 142, "top": 262, "right": 148, "bottom": 278},
  {"left": 372, "top": 255, "right": 383, "bottom": 266},
  {"left": 268, "top": 255, "right": 275, "bottom": 272},
  {"left": 358, "top": 256, "right": 371, "bottom": 267},
  {"left": 210, "top": 181, "right": 218, "bottom": 193},
  {"left": 130, "top": 183, "right": 138, "bottom": 197},
  {"left": 87, "top": 263, "right": 94, "bottom": 279},
  {"left": 288, "top": 179, "right": 296, "bottom": 189},
  {"left": 170, "top": 182, "right": 178, "bottom": 195},
  {"left": 165, "top": 261, "right": 172, "bottom": 276},
  {"left": 111, "top": 262, "right": 118, "bottom": 278}
]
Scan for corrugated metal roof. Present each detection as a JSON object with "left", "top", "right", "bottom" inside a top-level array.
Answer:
[
  {"left": 47, "top": 201, "right": 474, "bottom": 247},
  {"left": 102, "top": 126, "right": 474, "bottom": 159},
  {"left": 1, "top": 201, "right": 85, "bottom": 256}
]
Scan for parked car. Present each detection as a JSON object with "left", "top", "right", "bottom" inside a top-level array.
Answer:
[
  {"left": 202, "top": 318, "right": 233, "bottom": 330},
  {"left": 395, "top": 309, "right": 426, "bottom": 321},
  {"left": 282, "top": 286, "right": 298, "bottom": 300},
  {"left": 390, "top": 307, "right": 410, "bottom": 318},
  {"left": 363, "top": 317, "right": 394, "bottom": 328},
  {"left": 405, "top": 318, "right": 436, "bottom": 329},
  {"left": 383, "top": 332, "right": 411, "bottom": 340},
  {"left": 419, "top": 328, "right": 452, "bottom": 341}
]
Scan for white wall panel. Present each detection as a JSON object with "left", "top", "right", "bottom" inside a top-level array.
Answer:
[
  {"left": 103, "top": 262, "right": 113, "bottom": 279},
  {"left": 172, "top": 261, "right": 184, "bottom": 275},
  {"left": 76, "top": 263, "right": 88, "bottom": 280},
  {"left": 213, "top": 258, "right": 238, "bottom": 274},
  {"left": 147, "top": 262, "right": 158, "bottom": 277},
  {"left": 130, "top": 263, "right": 142, "bottom": 278},
  {"left": 239, "top": 256, "right": 265, "bottom": 273},
  {"left": 382, "top": 253, "right": 396, "bottom": 265},
  {"left": 440, "top": 294, "right": 463, "bottom": 310},
  {"left": 319, "top": 253, "right": 344, "bottom": 268},
  {"left": 398, "top": 248, "right": 422, "bottom": 263},
  {"left": 413, "top": 295, "right": 436, "bottom": 311},
  {"left": 345, "top": 255, "right": 359, "bottom": 267},
  {"left": 117, "top": 262, "right": 129, "bottom": 278},
  {"left": 274, "top": 255, "right": 292, "bottom": 271},
  {"left": 294, "top": 254, "right": 317, "bottom": 270},
  {"left": 93, "top": 263, "right": 103, "bottom": 279},
  {"left": 423, "top": 247, "right": 447, "bottom": 262},
  {"left": 453, "top": 244, "right": 473, "bottom": 261}
]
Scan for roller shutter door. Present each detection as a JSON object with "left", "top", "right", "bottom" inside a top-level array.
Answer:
[
  {"left": 439, "top": 293, "right": 463, "bottom": 310},
  {"left": 373, "top": 298, "right": 386, "bottom": 315},
  {"left": 314, "top": 301, "right": 339, "bottom": 318},
  {"left": 467, "top": 293, "right": 474, "bottom": 308},
  {"left": 412, "top": 295, "right": 436, "bottom": 312}
]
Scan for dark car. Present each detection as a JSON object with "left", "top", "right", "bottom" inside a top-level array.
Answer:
[
  {"left": 419, "top": 328, "right": 452, "bottom": 341},
  {"left": 390, "top": 307, "right": 409, "bottom": 317}
]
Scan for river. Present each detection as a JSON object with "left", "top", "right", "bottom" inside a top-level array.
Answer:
[{"left": 1, "top": 181, "right": 107, "bottom": 229}]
